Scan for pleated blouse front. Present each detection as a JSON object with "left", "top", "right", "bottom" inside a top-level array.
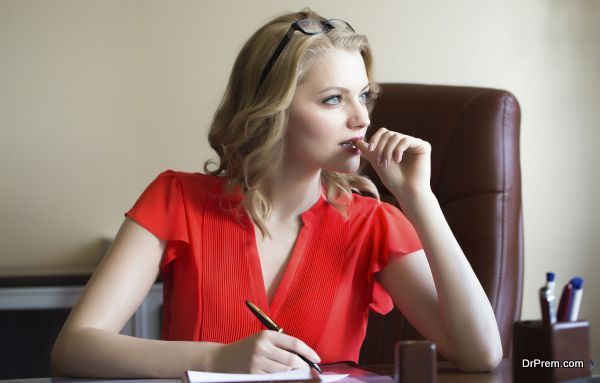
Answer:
[{"left": 125, "top": 170, "right": 422, "bottom": 363}]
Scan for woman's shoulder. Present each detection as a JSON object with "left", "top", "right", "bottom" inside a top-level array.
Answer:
[
  {"left": 346, "top": 192, "right": 418, "bottom": 244},
  {"left": 145, "top": 170, "right": 231, "bottom": 200},
  {"left": 349, "top": 192, "right": 391, "bottom": 215},
  {"left": 153, "top": 169, "right": 225, "bottom": 187},
  {"left": 345, "top": 192, "right": 410, "bottom": 227}
]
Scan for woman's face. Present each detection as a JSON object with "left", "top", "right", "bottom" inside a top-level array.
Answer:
[{"left": 285, "top": 48, "right": 371, "bottom": 174}]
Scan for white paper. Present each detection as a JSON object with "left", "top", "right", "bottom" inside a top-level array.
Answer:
[
  {"left": 316, "top": 374, "right": 348, "bottom": 382},
  {"left": 185, "top": 366, "right": 348, "bottom": 383}
]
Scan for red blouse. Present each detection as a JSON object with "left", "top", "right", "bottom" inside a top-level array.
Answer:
[{"left": 126, "top": 170, "right": 422, "bottom": 363}]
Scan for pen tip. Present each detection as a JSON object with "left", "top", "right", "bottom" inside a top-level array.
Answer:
[{"left": 570, "top": 277, "right": 584, "bottom": 289}]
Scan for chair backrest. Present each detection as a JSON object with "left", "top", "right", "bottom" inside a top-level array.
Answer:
[{"left": 359, "top": 83, "right": 524, "bottom": 364}]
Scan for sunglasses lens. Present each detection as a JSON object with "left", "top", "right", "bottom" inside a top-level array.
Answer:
[
  {"left": 297, "top": 19, "right": 328, "bottom": 34},
  {"left": 328, "top": 19, "right": 355, "bottom": 32}
]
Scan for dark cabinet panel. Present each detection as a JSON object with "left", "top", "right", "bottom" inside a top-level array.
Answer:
[{"left": 0, "top": 308, "right": 70, "bottom": 379}]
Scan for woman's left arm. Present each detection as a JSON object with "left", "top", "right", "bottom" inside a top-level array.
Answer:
[{"left": 356, "top": 131, "right": 503, "bottom": 371}]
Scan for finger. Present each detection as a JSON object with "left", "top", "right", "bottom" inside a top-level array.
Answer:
[
  {"left": 265, "top": 347, "right": 309, "bottom": 370},
  {"left": 271, "top": 333, "right": 321, "bottom": 364},
  {"left": 381, "top": 133, "right": 404, "bottom": 167},
  {"left": 412, "top": 138, "right": 431, "bottom": 155},
  {"left": 367, "top": 127, "right": 389, "bottom": 152},
  {"left": 392, "top": 136, "right": 411, "bottom": 163},
  {"left": 356, "top": 140, "right": 381, "bottom": 167},
  {"left": 250, "top": 332, "right": 305, "bottom": 373},
  {"left": 355, "top": 139, "right": 369, "bottom": 152},
  {"left": 355, "top": 139, "right": 372, "bottom": 161},
  {"left": 400, "top": 136, "right": 430, "bottom": 154},
  {"left": 255, "top": 356, "right": 295, "bottom": 373},
  {"left": 373, "top": 130, "right": 396, "bottom": 166}
]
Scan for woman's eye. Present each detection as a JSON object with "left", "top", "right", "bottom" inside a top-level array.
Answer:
[
  {"left": 322, "top": 95, "right": 342, "bottom": 105},
  {"left": 359, "top": 90, "right": 371, "bottom": 104}
]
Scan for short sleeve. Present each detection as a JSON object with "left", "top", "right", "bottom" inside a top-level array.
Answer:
[
  {"left": 125, "top": 170, "right": 190, "bottom": 244},
  {"left": 367, "top": 202, "right": 422, "bottom": 314}
]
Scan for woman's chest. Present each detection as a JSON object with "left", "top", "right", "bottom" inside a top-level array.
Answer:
[
  {"left": 254, "top": 221, "right": 301, "bottom": 303},
  {"left": 184, "top": 203, "right": 372, "bottom": 346},
  {"left": 196, "top": 201, "right": 365, "bottom": 311}
]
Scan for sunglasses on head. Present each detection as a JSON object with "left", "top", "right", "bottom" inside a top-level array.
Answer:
[{"left": 258, "top": 18, "right": 355, "bottom": 88}]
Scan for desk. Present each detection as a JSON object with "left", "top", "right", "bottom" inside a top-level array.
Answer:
[
  {"left": 360, "top": 360, "right": 512, "bottom": 383},
  {"left": 1, "top": 360, "right": 514, "bottom": 383}
]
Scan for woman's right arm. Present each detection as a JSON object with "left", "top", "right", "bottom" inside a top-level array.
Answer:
[
  {"left": 51, "top": 217, "right": 218, "bottom": 377},
  {"left": 51, "top": 218, "right": 319, "bottom": 378}
]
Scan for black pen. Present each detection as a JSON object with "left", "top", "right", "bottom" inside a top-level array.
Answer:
[{"left": 245, "top": 300, "right": 322, "bottom": 374}]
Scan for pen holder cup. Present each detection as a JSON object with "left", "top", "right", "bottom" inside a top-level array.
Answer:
[
  {"left": 394, "top": 340, "right": 436, "bottom": 383},
  {"left": 512, "top": 320, "right": 591, "bottom": 382}
]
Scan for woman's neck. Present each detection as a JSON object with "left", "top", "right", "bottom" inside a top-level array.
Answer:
[{"left": 261, "top": 166, "right": 323, "bottom": 224}]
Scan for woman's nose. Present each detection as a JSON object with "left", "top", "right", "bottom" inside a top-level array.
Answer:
[{"left": 349, "top": 101, "right": 370, "bottom": 130}]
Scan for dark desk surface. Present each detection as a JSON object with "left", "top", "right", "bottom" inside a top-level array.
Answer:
[
  {"left": 7, "top": 358, "right": 598, "bottom": 383},
  {"left": 363, "top": 360, "right": 512, "bottom": 383},
  {"left": 0, "top": 360, "right": 514, "bottom": 383}
]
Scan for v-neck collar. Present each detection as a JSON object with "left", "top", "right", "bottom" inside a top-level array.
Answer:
[
  {"left": 213, "top": 177, "right": 330, "bottom": 317},
  {"left": 246, "top": 194, "right": 327, "bottom": 319}
]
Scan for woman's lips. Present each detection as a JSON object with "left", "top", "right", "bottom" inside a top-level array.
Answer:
[
  {"left": 340, "top": 141, "right": 358, "bottom": 149},
  {"left": 339, "top": 137, "right": 364, "bottom": 150},
  {"left": 339, "top": 140, "right": 361, "bottom": 154}
]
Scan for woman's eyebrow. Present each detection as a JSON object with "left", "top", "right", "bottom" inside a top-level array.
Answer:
[{"left": 318, "top": 84, "right": 370, "bottom": 94}]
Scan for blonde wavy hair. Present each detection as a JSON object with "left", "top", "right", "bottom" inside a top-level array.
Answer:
[{"left": 204, "top": 8, "right": 380, "bottom": 238}]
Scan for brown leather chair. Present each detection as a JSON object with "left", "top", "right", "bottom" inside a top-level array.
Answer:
[{"left": 359, "top": 83, "right": 523, "bottom": 364}]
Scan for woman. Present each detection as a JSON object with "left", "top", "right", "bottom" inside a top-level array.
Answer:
[{"left": 51, "top": 8, "right": 502, "bottom": 378}]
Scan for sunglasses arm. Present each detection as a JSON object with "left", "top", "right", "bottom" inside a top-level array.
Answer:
[{"left": 258, "top": 27, "right": 298, "bottom": 87}]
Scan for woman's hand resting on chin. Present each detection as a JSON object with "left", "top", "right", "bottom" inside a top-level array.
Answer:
[{"left": 356, "top": 127, "right": 432, "bottom": 200}]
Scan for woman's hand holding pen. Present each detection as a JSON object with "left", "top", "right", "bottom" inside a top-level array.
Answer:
[
  {"left": 355, "top": 128, "right": 432, "bottom": 203},
  {"left": 210, "top": 330, "right": 321, "bottom": 373}
]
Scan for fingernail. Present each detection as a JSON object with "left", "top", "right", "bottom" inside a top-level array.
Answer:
[
  {"left": 315, "top": 354, "right": 321, "bottom": 363},
  {"left": 377, "top": 155, "right": 381, "bottom": 165},
  {"left": 369, "top": 143, "right": 374, "bottom": 151}
]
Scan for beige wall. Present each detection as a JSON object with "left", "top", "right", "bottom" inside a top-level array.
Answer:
[{"left": 1, "top": 0, "right": 598, "bottom": 370}]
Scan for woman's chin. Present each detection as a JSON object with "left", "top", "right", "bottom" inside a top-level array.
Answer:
[
  {"left": 336, "top": 168, "right": 359, "bottom": 175},
  {"left": 325, "top": 160, "right": 361, "bottom": 174}
]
